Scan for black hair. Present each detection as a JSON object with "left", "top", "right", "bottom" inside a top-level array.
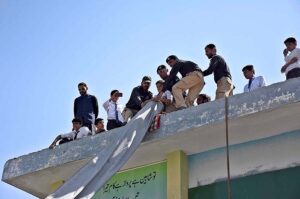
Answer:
[
  {"left": 205, "top": 44, "right": 216, "bottom": 49},
  {"left": 72, "top": 118, "right": 82, "bottom": 124},
  {"left": 78, "top": 82, "right": 87, "bottom": 87},
  {"left": 166, "top": 55, "right": 178, "bottom": 63},
  {"left": 157, "top": 65, "right": 167, "bottom": 73},
  {"left": 95, "top": 118, "right": 104, "bottom": 125},
  {"left": 242, "top": 65, "right": 254, "bottom": 72},
  {"left": 198, "top": 94, "right": 211, "bottom": 102},
  {"left": 156, "top": 80, "right": 165, "bottom": 85},
  {"left": 284, "top": 37, "right": 297, "bottom": 44},
  {"left": 110, "top": 90, "right": 119, "bottom": 96}
]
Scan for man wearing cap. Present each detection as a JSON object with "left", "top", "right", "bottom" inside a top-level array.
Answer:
[
  {"left": 74, "top": 82, "right": 99, "bottom": 130},
  {"left": 122, "top": 76, "right": 153, "bottom": 122},
  {"left": 242, "top": 65, "right": 266, "bottom": 92},
  {"left": 103, "top": 90, "right": 125, "bottom": 130},
  {"left": 157, "top": 65, "right": 180, "bottom": 91},
  {"left": 203, "top": 44, "right": 234, "bottom": 99},
  {"left": 165, "top": 55, "right": 205, "bottom": 109}
]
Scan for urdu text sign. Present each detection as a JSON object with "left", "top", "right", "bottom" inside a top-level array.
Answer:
[{"left": 93, "top": 161, "right": 167, "bottom": 199}]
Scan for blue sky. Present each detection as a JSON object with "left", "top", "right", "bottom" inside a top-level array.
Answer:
[{"left": 0, "top": 0, "right": 299, "bottom": 198}]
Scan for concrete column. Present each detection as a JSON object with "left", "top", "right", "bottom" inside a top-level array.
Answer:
[{"left": 167, "top": 150, "right": 188, "bottom": 199}]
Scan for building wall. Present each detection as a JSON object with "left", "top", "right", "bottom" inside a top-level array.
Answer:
[
  {"left": 189, "top": 166, "right": 300, "bottom": 199},
  {"left": 92, "top": 130, "right": 300, "bottom": 199},
  {"left": 188, "top": 130, "right": 300, "bottom": 188},
  {"left": 188, "top": 130, "right": 300, "bottom": 198}
]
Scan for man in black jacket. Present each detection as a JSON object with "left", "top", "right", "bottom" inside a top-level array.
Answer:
[
  {"left": 156, "top": 64, "right": 180, "bottom": 91},
  {"left": 74, "top": 82, "right": 99, "bottom": 130},
  {"left": 203, "top": 44, "right": 234, "bottom": 99},
  {"left": 165, "top": 55, "right": 205, "bottom": 109},
  {"left": 122, "top": 76, "right": 153, "bottom": 122}
]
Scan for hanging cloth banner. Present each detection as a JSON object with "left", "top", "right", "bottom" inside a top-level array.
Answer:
[{"left": 46, "top": 101, "right": 163, "bottom": 199}]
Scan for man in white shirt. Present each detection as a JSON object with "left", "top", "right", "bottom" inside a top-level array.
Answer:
[
  {"left": 242, "top": 65, "right": 266, "bottom": 93},
  {"left": 281, "top": 37, "right": 300, "bottom": 80},
  {"left": 103, "top": 90, "right": 125, "bottom": 130},
  {"left": 49, "top": 118, "right": 91, "bottom": 149},
  {"left": 94, "top": 118, "right": 106, "bottom": 134}
]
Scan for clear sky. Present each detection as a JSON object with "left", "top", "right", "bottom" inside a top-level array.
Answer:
[{"left": 0, "top": 0, "right": 299, "bottom": 198}]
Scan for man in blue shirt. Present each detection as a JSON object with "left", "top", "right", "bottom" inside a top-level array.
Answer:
[{"left": 74, "top": 82, "right": 99, "bottom": 130}]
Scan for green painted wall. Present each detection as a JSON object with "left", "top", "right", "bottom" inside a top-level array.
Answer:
[
  {"left": 189, "top": 166, "right": 300, "bottom": 199},
  {"left": 93, "top": 162, "right": 167, "bottom": 199}
]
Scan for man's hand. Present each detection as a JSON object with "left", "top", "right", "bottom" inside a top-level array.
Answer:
[
  {"left": 281, "top": 57, "right": 298, "bottom": 73},
  {"left": 49, "top": 135, "right": 61, "bottom": 149},
  {"left": 141, "top": 100, "right": 151, "bottom": 107},
  {"left": 152, "top": 96, "right": 160, "bottom": 102},
  {"left": 281, "top": 64, "right": 288, "bottom": 73},
  {"left": 283, "top": 48, "right": 288, "bottom": 57}
]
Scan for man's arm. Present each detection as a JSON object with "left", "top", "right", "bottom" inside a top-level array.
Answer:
[
  {"left": 141, "top": 92, "right": 153, "bottom": 108},
  {"left": 281, "top": 57, "right": 298, "bottom": 73},
  {"left": 130, "top": 87, "right": 143, "bottom": 108},
  {"left": 243, "top": 84, "right": 248, "bottom": 93},
  {"left": 164, "top": 64, "right": 180, "bottom": 91},
  {"left": 49, "top": 135, "right": 62, "bottom": 149},
  {"left": 203, "top": 56, "right": 219, "bottom": 76},
  {"left": 92, "top": 96, "right": 99, "bottom": 118},
  {"left": 102, "top": 99, "right": 110, "bottom": 113},
  {"left": 74, "top": 99, "right": 77, "bottom": 117},
  {"left": 260, "top": 76, "right": 266, "bottom": 87}
]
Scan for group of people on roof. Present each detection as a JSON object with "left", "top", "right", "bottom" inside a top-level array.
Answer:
[{"left": 49, "top": 37, "right": 300, "bottom": 149}]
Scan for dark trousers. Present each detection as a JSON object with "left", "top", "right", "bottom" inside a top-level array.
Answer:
[
  {"left": 107, "top": 119, "right": 124, "bottom": 130},
  {"left": 286, "top": 68, "right": 300, "bottom": 80}
]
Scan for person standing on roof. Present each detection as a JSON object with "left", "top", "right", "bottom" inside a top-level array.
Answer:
[
  {"left": 164, "top": 55, "right": 205, "bottom": 110},
  {"left": 74, "top": 82, "right": 99, "bottom": 130},
  {"left": 103, "top": 90, "right": 125, "bottom": 130},
  {"left": 203, "top": 44, "right": 234, "bottom": 99},
  {"left": 281, "top": 37, "right": 300, "bottom": 80}
]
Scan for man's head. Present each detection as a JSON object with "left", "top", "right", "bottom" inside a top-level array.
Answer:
[
  {"left": 242, "top": 65, "right": 255, "bottom": 80},
  {"left": 110, "top": 90, "right": 122, "bottom": 102},
  {"left": 166, "top": 55, "right": 179, "bottom": 67},
  {"left": 95, "top": 118, "right": 105, "bottom": 131},
  {"left": 72, "top": 118, "right": 82, "bottom": 131},
  {"left": 197, "top": 94, "right": 211, "bottom": 105},
  {"left": 141, "top": 76, "right": 151, "bottom": 90},
  {"left": 155, "top": 80, "right": 164, "bottom": 93},
  {"left": 157, "top": 65, "right": 169, "bottom": 79},
  {"left": 78, "top": 82, "right": 88, "bottom": 96},
  {"left": 205, "top": 44, "right": 217, "bottom": 59},
  {"left": 284, "top": 37, "right": 297, "bottom": 52}
]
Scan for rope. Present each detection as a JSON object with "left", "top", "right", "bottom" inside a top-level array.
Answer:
[{"left": 225, "top": 96, "right": 232, "bottom": 199}]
